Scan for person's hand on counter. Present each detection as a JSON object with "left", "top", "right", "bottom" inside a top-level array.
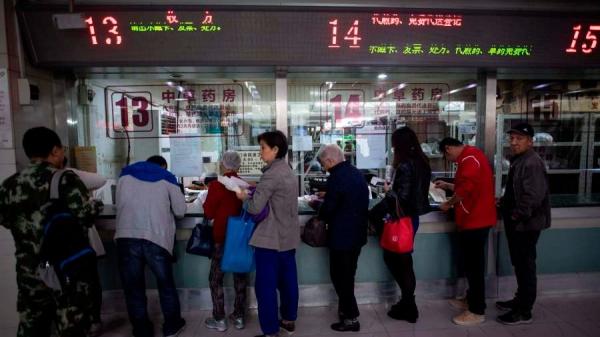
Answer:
[
  {"left": 315, "top": 191, "right": 326, "bottom": 199},
  {"left": 434, "top": 180, "right": 454, "bottom": 191},
  {"left": 383, "top": 181, "right": 391, "bottom": 193},
  {"left": 186, "top": 184, "right": 207, "bottom": 190},
  {"left": 439, "top": 201, "right": 452, "bottom": 212}
]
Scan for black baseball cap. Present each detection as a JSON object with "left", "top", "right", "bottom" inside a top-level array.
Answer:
[{"left": 507, "top": 123, "right": 534, "bottom": 138}]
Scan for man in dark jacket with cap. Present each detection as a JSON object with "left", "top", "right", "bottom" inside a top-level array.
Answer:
[{"left": 497, "top": 122, "right": 551, "bottom": 325}]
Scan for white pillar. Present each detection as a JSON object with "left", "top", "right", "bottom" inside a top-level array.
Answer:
[{"left": 275, "top": 77, "right": 288, "bottom": 135}]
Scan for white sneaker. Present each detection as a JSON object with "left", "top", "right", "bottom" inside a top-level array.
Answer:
[
  {"left": 205, "top": 317, "right": 228, "bottom": 332},
  {"left": 231, "top": 317, "right": 245, "bottom": 330},
  {"left": 452, "top": 310, "right": 485, "bottom": 326},
  {"left": 448, "top": 298, "right": 468, "bottom": 311}
]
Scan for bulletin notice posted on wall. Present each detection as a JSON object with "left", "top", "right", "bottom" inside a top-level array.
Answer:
[
  {"left": 238, "top": 151, "right": 263, "bottom": 175},
  {"left": 74, "top": 146, "right": 98, "bottom": 173},
  {"left": 356, "top": 125, "right": 387, "bottom": 169},
  {"left": 170, "top": 137, "right": 203, "bottom": 177},
  {"left": 0, "top": 68, "right": 14, "bottom": 149}
]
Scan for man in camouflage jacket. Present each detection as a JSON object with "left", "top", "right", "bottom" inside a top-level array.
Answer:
[{"left": 0, "top": 127, "right": 102, "bottom": 337}]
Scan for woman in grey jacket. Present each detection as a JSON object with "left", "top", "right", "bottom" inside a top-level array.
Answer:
[{"left": 237, "top": 130, "right": 300, "bottom": 337}]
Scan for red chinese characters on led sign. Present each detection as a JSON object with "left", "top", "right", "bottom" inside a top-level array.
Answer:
[
  {"left": 85, "top": 16, "right": 122, "bottom": 45},
  {"left": 166, "top": 10, "right": 179, "bottom": 24},
  {"left": 328, "top": 19, "right": 362, "bottom": 49},
  {"left": 372, "top": 13, "right": 402, "bottom": 26},
  {"left": 408, "top": 14, "right": 462, "bottom": 27},
  {"left": 566, "top": 24, "right": 600, "bottom": 54}
]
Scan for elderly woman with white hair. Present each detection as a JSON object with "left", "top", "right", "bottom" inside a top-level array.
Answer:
[
  {"left": 203, "top": 151, "right": 248, "bottom": 332},
  {"left": 317, "top": 144, "right": 369, "bottom": 332}
]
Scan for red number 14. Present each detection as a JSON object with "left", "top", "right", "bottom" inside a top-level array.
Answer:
[{"left": 328, "top": 19, "right": 362, "bottom": 49}]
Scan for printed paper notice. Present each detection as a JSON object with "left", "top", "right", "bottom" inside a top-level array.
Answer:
[
  {"left": 356, "top": 125, "right": 387, "bottom": 169},
  {"left": 292, "top": 135, "right": 313, "bottom": 152},
  {"left": 0, "top": 69, "right": 13, "bottom": 148},
  {"left": 170, "top": 137, "right": 203, "bottom": 177},
  {"left": 74, "top": 146, "right": 98, "bottom": 173}
]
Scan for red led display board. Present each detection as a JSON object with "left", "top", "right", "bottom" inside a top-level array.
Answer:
[{"left": 16, "top": 4, "right": 600, "bottom": 68}]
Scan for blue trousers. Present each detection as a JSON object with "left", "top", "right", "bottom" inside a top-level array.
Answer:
[
  {"left": 116, "top": 238, "right": 185, "bottom": 337},
  {"left": 254, "top": 247, "right": 299, "bottom": 335}
]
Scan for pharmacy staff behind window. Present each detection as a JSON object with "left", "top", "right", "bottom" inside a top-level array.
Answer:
[{"left": 497, "top": 123, "right": 551, "bottom": 326}]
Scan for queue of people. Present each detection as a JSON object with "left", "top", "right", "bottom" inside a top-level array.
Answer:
[{"left": 0, "top": 124, "right": 551, "bottom": 337}]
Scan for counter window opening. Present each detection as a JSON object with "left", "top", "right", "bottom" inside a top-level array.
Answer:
[
  {"left": 286, "top": 74, "right": 479, "bottom": 198},
  {"left": 71, "top": 75, "right": 600, "bottom": 208},
  {"left": 496, "top": 79, "right": 600, "bottom": 206}
]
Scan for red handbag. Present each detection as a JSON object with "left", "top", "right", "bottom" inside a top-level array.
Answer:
[{"left": 380, "top": 196, "right": 414, "bottom": 254}]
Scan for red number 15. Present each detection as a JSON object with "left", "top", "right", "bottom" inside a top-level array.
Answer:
[{"left": 566, "top": 24, "right": 600, "bottom": 54}]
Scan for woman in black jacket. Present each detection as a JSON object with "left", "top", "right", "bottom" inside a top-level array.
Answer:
[{"left": 371, "top": 127, "right": 431, "bottom": 323}]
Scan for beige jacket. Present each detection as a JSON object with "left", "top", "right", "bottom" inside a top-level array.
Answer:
[{"left": 247, "top": 159, "right": 300, "bottom": 251}]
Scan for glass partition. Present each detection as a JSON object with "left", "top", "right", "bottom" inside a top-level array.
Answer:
[
  {"left": 287, "top": 72, "right": 479, "bottom": 196},
  {"left": 71, "top": 78, "right": 275, "bottom": 203},
  {"left": 496, "top": 79, "right": 600, "bottom": 205}
]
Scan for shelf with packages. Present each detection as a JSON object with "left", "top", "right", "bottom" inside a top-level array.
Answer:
[
  {"left": 502, "top": 141, "right": 584, "bottom": 147},
  {"left": 589, "top": 113, "right": 600, "bottom": 194},
  {"left": 501, "top": 169, "right": 582, "bottom": 175}
]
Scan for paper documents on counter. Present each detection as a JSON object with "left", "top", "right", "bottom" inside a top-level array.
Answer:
[
  {"left": 429, "top": 182, "right": 447, "bottom": 203},
  {"left": 217, "top": 175, "right": 250, "bottom": 193}
]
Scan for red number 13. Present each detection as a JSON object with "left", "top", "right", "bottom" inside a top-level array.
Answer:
[{"left": 85, "top": 16, "right": 122, "bottom": 46}]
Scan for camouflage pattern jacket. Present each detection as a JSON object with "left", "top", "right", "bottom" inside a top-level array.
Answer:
[{"left": 0, "top": 161, "right": 103, "bottom": 295}]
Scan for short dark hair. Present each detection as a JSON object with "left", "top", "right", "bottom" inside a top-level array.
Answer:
[
  {"left": 147, "top": 155, "right": 168, "bottom": 168},
  {"left": 438, "top": 137, "right": 463, "bottom": 153},
  {"left": 22, "top": 127, "right": 62, "bottom": 159},
  {"left": 257, "top": 130, "right": 288, "bottom": 159}
]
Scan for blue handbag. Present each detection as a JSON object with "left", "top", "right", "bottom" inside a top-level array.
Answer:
[{"left": 221, "top": 207, "right": 256, "bottom": 273}]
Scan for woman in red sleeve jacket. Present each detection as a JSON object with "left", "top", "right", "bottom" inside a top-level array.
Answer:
[
  {"left": 435, "top": 138, "right": 496, "bottom": 326},
  {"left": 203, "top": 151, "right": 248, "bottom": 332}
]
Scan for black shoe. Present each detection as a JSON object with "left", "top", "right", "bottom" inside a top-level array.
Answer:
[
  {"left": 497, "top": 310, "right": 533, "bottom": 325},
  {"left": 279, "top": 320, "right": 295, "bottom": 334},
  {"left": 387, "top": 298, "right": 419, "bottom": 323},
  {"left": 164, "top": 318, "right": 186, "bottom": 337},
  {"left": 496, "top": 299, "right": 518, "bottom": 312},
  {"left": 331, "top": 319, "right": 360, "bottom": 332}
]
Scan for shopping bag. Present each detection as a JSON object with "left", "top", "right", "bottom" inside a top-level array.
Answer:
[
  {"left": 380, "top": 216, "right": 414, "bottom": 253},
  {"left": 379, "top": 194, "right": 414, "bottom": 254},
  {"left": 186, "top": 217, "right": 214, "bottom": 257},
  {"left": 221, "top": 208, "right": 256, "bottom": 273},
  {"left": 301, "top": 216, "right": 327, "bottom": 247},
  {"left": 36, "top": 263, "right": 62, "bottom": 291}
]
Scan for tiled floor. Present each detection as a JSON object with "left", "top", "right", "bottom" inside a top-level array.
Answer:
[
  {"left": 1, "top": 293, "right": 599, "bottom": 337},
  {"left": 1, "top": 228, "right": 600, "bottom": 337}
]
